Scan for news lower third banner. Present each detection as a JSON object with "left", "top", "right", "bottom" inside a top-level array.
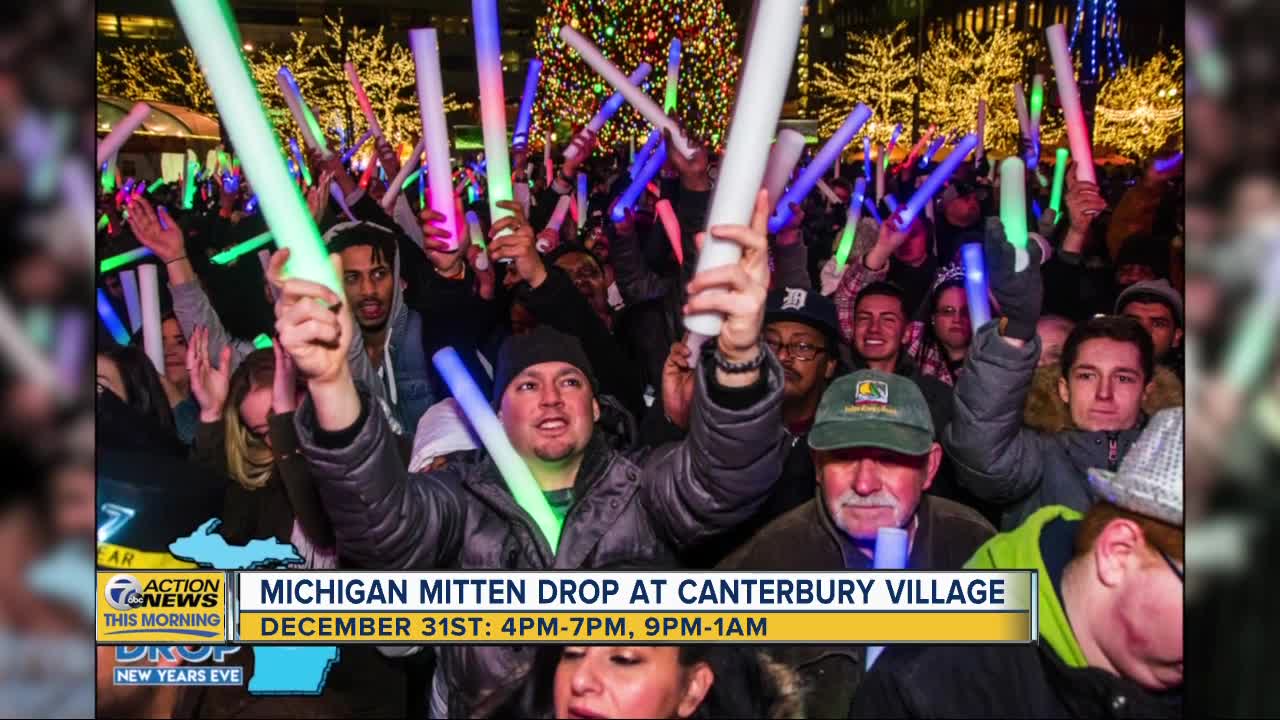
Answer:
[{"left": 97, "top": 570, "right": 1036, "bottom": 645}]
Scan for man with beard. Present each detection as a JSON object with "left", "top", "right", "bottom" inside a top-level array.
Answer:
[{"left": 720, "top": 370, "right": 995, "bottom": 716}]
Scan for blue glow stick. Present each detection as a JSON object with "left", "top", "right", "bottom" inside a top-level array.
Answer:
[
  {"left": 630, "top": 128, "right": 662, "bottom": 179},
  {"left": 433, "top": 347, "right": 562, "bottom": 552},
  {"left": 962, "top": 243, "right": 992, "bottom": 332},
  {"left": 863, "top": 196, "right": 882, "bottom": 224},
  {"left": 1154, "top": 152, "right": 1183, "bottom": 173},
  {"left": 244, "top": 195, "right": 259, "bottom": 214},
  {"left": 340, "top": 128, "right": 374, "bottom": 166},
  {"left": 920, "top": 134, "right": 947, "bottom": 167},
  {"left": 769, "top": 104, "right": 871, "bottom": 233},
  {"left": 866, "top": 526, "right": 910, "bottom": 668},
  {"left": 512, "top": 58, "right": 543, "bottom": 148},
  {"left": 96, "top": 289, "right": 131, "bottom": 345},
  {"left": 289, "top": 137, "right": 312, "bottom": 186},
  {"left": 886, "top": 123, "right": 904, "bottom": 169},
  {"left": 883, "top": 195, "right": 899, "bottom": 213},
  {"left": 863, "top": 136, "right": 873, "bottom": 180},
  {"left": 418, "top": 155, "right": 427, "bottom": 211},
  {"left": 899, "top": 134, "right": 978, "bottom": 226},
  {"left": 612, "top": 142, "right": 668, "bottom": 221}
]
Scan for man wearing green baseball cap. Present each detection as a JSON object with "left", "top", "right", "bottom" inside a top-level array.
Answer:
[{"left": 720, "top": 369, "right": 995, "bottom": 716}]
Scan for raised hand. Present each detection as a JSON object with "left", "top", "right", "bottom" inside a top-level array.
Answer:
[
  {"left": 663, "top": 124, "right": 710, "bottom": 192},
  {"left": 186, "top": 325, "right": 232, "bottom": 423},
  {"left": 124, "top": 196, "right": 184, "bottom": 262},
  {"left": 269, "top": 248, "right": 353, "bottom": 388},
  {"left": 305, "top": 170, "right": 335, "bottom": 223},
  {"left": 1064, "top": 162, "right": 1107, "bottom": 229},
  {"left": 487, "top": 200, "right": 548, "bottom": 288},
  {"left": 864, "top": 211, "right": 917, "bottom": 270},
  {"left": 561, "top": 128, "right": 597, "bottom": 177},
  {"left": 983, "top": 217, "right": 1043, "bottom": 342},
  {"left": 419, "top": 204, "right": 466, "bottom": 278},
  {"left": 775, "top": 201, "right": 805, "bottom": 248},
  {"left": 661, "top": 336, "right": 697, "bottom": 430}
]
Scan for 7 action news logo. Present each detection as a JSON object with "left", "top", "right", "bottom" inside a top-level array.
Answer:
[
  {"left": 98, "top": 572, "right": 227, "bottom": 642},
  {"left": 103, "top": 574, "right": 221, "bottom": 610}
]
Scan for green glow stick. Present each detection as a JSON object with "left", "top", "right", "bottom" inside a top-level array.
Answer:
[
  {"left": 1049, "top": 148, "right": 1069, "bottom": 222},
  {"left": 97, "top": 214, "right": 110, "bottom": 232},
  {"left": 252, "top": 333, "right": 274, "bottom": 349},
  {"left": 834, "top": 178, "right": 866, "bottom": 272},
  {"left": 172, "top": 0, "right": 340, "bottom": 295},
  {"left": 210, "top": 231, "right": 274, "bottom": 265},
  {"left": 101, "top": 160, "right": 116, "bottom": 193},
  {"left": 664, "top": 38, "right": 681, "bottom": 113},
  {"left": 147, "top": 178, "right": 165, "bottom": 193},
  {"left": 182, "top": 160, "right": 198, "bottom": 210},
  {"left": 401, "top": 167, "right": 422, "bottom": 190},
  {"left": 99, "top": 246, "right": 154, "bottom": 274},
  {"left": 999, "top": 157, "right": 1029, "bottom": 271}
]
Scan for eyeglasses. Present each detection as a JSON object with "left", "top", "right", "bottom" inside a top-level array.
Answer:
[
  {"left": 764, "top": 339, "right": 827, "bottom": 361},
  {"left": 1157, "top": 548, "right": 1184, "bottom": 583}
]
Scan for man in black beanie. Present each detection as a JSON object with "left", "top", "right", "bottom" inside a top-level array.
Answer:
[{"left": 274, "top": 190, "right": 789, "bottom": 717}]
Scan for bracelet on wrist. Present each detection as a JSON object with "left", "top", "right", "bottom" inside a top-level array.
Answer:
[
  {"left": 165, "top": 255, "right": 188, "bottom": 265},
  {"left": 712, "top": 342, "right": 767, "bottom": 374}
]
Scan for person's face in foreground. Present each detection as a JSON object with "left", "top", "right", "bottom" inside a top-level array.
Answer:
[
  {"left": 1058, "top": 338, "right": 1147, "bottom": 432},
  {"left": 161, "top": 318, "right": 188, "bottom": 386},
  {"left": 340, "top": 245, "right": 395, "bottom": 333},
  {"left": 554, "top": 646, "right": 713, "bottom": 719},
  {"left": 1088, "top": 520, "right": 1184, "bottom": 691},
  {"left": 815, "top": 444, "right": 940, "bottom": 542},
  {"left": 853, "top": 295, "right": 905, "bottom": 365},
  {"left": 500, "top": 361, "right": 598, "bottom": 464},
  {"left": 764, "top": 321, "right": 835, "bottom": 404}
]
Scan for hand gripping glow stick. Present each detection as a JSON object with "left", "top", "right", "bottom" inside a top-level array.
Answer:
[
  {"left": 1047, "top": 24, "right": 1096, "bottom": 184},
  {"left": 899, "top": 134, "right": 978, "bottom": 226},
  {"left": 380, "top": 138, "right": 426, "bottom": 213},
  {"left": 99, "top": 246, "right": 154, "bottom": 275},
  {"left": 761, "top": 129, "right": 806, "bottom": 215},
  {"left": 96, "top": 102, "right": 151, "bottom": 167},
  {"left": 560, "top": 26, "right": 696, "bottom": 160},
  {"left": 975, "top": 99, "right": 987, "bottom": 161},
  {"left": 685, "top": 0, "right": 804, "bottom": 339},
  {"left": 576, "top": 173, "right": 589, "bottom": 225},
  {"left": 512, "top": 59, "right": 543, "bottom": 149},
  {"left": 138, "top": 264, "right": 165, "bottom": 374},
  {"left": 1000, "top": 157, "right": 1030, "bottom": 272},
  {"left": 514, "top": 182, "right": 531, "bottom": 217},
  {"left": 611, "top": 143, "right": 668, "bottom": 222},
  {"left": 833, "top": 177, "right": 867, "bottom": 272},
  {"left": 173, "top": 0, "right": 341, "bottom": 294},
  {"left": 875, "top": 143, "right": 886, "bottom": 201},
  {"left": 630, "top": 128, "right": 662, "bottom": 179},
  {"left": 97, "top": 289, "right": 132, "bottom": 345},
  {"left": 340, "top": 128, "right": 374, "bottom": 166},
  {"left": 344, "top": 62, "right": 384, "bottom": 140},
  {"left": 275, "top": 67, "right": 330, "bottom": 157},
  {"left": 1049, "top": 148, "right": 1070, "bottom": 221},
  {"left": 961, "top": 243, "right": 993, "bottom": 332},
  {"left": 815, "top": 179, "right": 841, "bottom": 205},
  {"left": 545, "top": 195, "right": 574, "bottom": 241},
  {"left": 664, "top": 38, "right": 682, "bottom": 113},
  {"left": 472, "top": 1, "right": 516, "bottom": 237},
  {"left": 565, "top": 62, "right": 653, "bottom": 163},
  {"left": 769, "top": 103, "right": 871, "bottom": 233},
  {"left": 211, "top": 231, "right": 274, "bottom": 265},
  {"left": 655, "top": 198, "right": 682, "bottom": 265},
  {"left": 865, "top": 526, "right": 910, "bottom": 668},
  {"left": 118, "top": 269, "right": 143, "bottom": 333},
  {"left": 289, "top": 137, "right": 312, "bottom": 187},
  {"left": 433, "top": 347, "right": 562, "bottom": 551}
]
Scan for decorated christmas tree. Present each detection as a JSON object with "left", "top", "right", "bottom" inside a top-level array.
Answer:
[
  {"left": 812, "top": 22, "right": 918, "bottom": 147},
  {"left": 1094, "top": 49, "right": 1183, "bottom": 159},
  {"left": 530, "top": 0, "right": 741, "bottom": 152}
]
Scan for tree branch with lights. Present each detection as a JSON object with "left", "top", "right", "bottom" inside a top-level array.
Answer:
[
  {"left": 812, "top": 22, "right": 918, "bottom": 147},
  {"left": 1094, "top": 48, "right": 1183, "bottom": 159}
]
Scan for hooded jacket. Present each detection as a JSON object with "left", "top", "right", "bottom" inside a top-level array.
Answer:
[
  {"left": 943, "top": 325, "right": 1146, "bottom": 529},
  {"left": 851, "top": 506, "right": 1183, "bottom": 718},
  {"left": 293, "top": 351, "right": 788, "bottom": 717}
]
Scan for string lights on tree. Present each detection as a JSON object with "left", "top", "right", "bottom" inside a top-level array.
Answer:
[
  {"left": 530, "top": 0, "right": 741, "bottom": 152},
  {"left": 811, "top": 22, "right": 917, "bottom": 147},
  {"left": 1094, "top": 48, "right": 1183, "bottom": 159}
]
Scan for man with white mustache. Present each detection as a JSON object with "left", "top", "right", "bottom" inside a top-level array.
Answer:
[{"left": 720, "top": 369, "right": 995, "bottom": 717}]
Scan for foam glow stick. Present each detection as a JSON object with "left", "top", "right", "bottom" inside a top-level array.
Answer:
[
  {"left": 1000, "top": 157, "right": 1030, "bottom": 271},
  {"left": 97, "top": 289, "right": 131, "bottom": 345},
  {"left": 138, "top": 264, "right": 164, "bottom": 374},
  {"left": 1154, "top": 152, "right": 1183, "bottom": 174},
  {"left": 655, "top": 198, "right": 682, "bottom": 265},
  {"left": 514, "top": 182, "right": 530, "bottom": 217},
  {"left": 1030, "top": 74, "right": 1045, "bottom": 130},
  {"left": 815, "top": 179, "right": 841, "bottom": 205},
  {"left": 331, "top": 183, "right": 357, "bottom": 222},
  {"left": 101, "top": 160, "right": 116, "bottom": 193},
  {"left": 379, "top": 137, "right": 426, "bottom": 213},
  {"left": 276, "top": 67, "right": 330, "bottom": 157},
  {"left": 0, "top": 297, "right": 59, "bottom": 396},
  {"left": 96, "top": 102, "right": 151, "bottom": 166},
  {"left": 685, "top": 0, "right": 804, "bottom": 339},
  {"left": 512, "top": 58, "right": 543, "bottom": 149},
  {"left": 544, "top": 133, "right": 553, "bottom": 185},
  {"left": 886, "top": 123, "right": 903, "bottom": 163},
  {"left": 54, "top": 311, "right": 87, "bottom": 391},
  {"left": 875, "top": 143, "right": 886, "bottom": 201},
  {"left": 1049, "top": 147, "right": 1070, "bottom": 221},
  {"left": 546, "top": 195, "right": 573, "bottom": 239},
  {"left": 99, "top": 246, "right": 154, "bottom": 274},
  {"left": 418, "top": 156, "right": 428, "bottom": 211},
  {"left": 359, "top": 156, "right": 377, "bottom": 189},
  {"left": 465, "top": 210, "right": 487, "bottom": 251},
  {"left": 883, "top": 195, "right": 899, "bottom": 213},
  {"left": 181, "top": 160, "right": 199, "bottom": 209},
  {"left": 920, "top": 134, "right": 947, "bottom": 167},
  {"left": 865, "top": 525, "right": 910, "bottom": 668},
  {"left": 97, "top": 214, "right": 110, "bottom": 232},
  {"left": 289, "top": 137, "right": 312, "bottom": 186},
  {"left": 664, "top": 38, "right": 682, "bottom": 113},
  {"left": 899, "top": 134, "right": 978, "bottom": 226},
  {"left": 962, "top": 243, "right": 993, "bottom": 331},
  {"left": 863, "top": 135, "right": 874, "bottom": 182},
  {"left": 472, "top": 1, "right": 516, "bottom": 237},
  {"left": 630, "top": 128, "right": 662, "bottom": 179},
  {"left": 118, "top": 270, "right": 142, "bottom": 333},
  {"left": 252, "top": 333, "right": 273, "bottom": 350},
  {"left": 769, "top": 103, "right": 871, "bottom": 233},
  {"left": 400, "top": 167, "right": 422, "bottom": 190},
  {"left": 343, "top": 62, "right": 384, "bottom": 140},
  {"left": 611, "top": 142, "right": 667, "bottom": 221},
  {"left": 1013, "top": 81, "right": 1031, "bottom": 145},
  {"left": 340, "top": 128, "right": 374, "bottom": 166},
  {"left": 863, "top": 196, "right": 882, "bottom": 224},
  {"left": 976, "top": 99, "right": 988, "bottom": 161},
  {"left": 560, "top": 26, "right": 696, "bottom": 159},
  {"left": 433, "top": 346, "right": 562, "bottom": 551},
  {"left": 833, "top": 177, "right": 867, "bottom": 272},
  {"left": 565, "top": 62, "right": 653, "bottom": 162},
  {"left": 576, "top": 173, "right": 589, "bottom": 225},
  {"left": 147, "top": 178, "right": 165, "bottom": 194},
  {"left": 761, "top": 129, "right": 806, "bottom": 214},
  {"left": 1047, "top": 24, "right": 1096, "bottom": 184},
  {"left": 210, "top": 231, "right": 274, "bottom": 265}
]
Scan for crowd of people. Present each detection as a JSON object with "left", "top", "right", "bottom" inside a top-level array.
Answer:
[{"left": 95, "top": 63, "right": 1184, "bottom": 717}]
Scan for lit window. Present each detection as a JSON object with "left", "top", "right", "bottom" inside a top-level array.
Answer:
[{"left": 97, "top": 13, "right": 120, "bottom": 38}]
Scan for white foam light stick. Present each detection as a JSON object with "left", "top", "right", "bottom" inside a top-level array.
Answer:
[
  {"left": 138, "top": 264, "right": 164, "bottom": 375},
  {"left": 344, "top": 62, "right": 384, "bottom": 140},
  {"left": 96, "top": 102, "right": 151, "bottom": 167},
  {"left": 768, "top": 103, "right": 871, "bottom": 233},
  {"left": 559, "top": 26, "right": 696, "bottom": 160},
  {"left": 380, "top": 138, "right": 426, "bottom": 212},
  {"left": 684, "top": 1, "right": 804, "bottom": 340},
  {"left": 118, "top": 269, "right": 142, "bottom": 333},
  {"left": 0, "top": 295, "right": 60, "bottom": 397},
  {"left": 473, "top": 0, "right": 516, "bottom": 235},
  {"left": 865, "top": 526, "right": 910, "bottom": 669},
  {"left": 538, "top": 195, "right": 573, "bottom": 253},
  {"left": 1047, "top": 24, "right": 1097, "bottom": 184},
  {"left": 1013, "top": 82, "right": 1031, "bottom": 149},
  {"left": 564, "top": 62, "right": 652, "bottom": 162},
  {"left": 875, "top": 142, "right": 886, "bottom": 201},
  {"left": 815, "top": 179, "right": 841, "bottom": 205},
  {"left": 465, "top": 211, "right": 490, "bottom": 271},
  {"left": 761, "top": 129, "right": 807, "bottom": 215},
  {"left": 275, "top": 68, "right": 330, "bottom": 157},
  {"left": 409, "top": 28, "right": 458, "bottom": 248}
]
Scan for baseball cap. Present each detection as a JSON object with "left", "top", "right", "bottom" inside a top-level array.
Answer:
[
  {"left": 1087, "top": 407, "right": 1183, "bottom": 527},
  {"left": 808, "top": 370, "right": 935, "bottom": 455},
  {"left": 765, "top": 287, "right": 841, "bottom": 345},
  {"left": 1115, "top": 278, "right": 1184, "bottom": 327}
]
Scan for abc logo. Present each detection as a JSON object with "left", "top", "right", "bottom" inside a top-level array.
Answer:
[{"left": 105, "top": 575, "right": 143, "bottom": 611}]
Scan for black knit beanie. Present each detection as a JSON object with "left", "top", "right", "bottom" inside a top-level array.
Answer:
[{"left": 491, "top": 326, "right": 598, "bottom": 405}]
